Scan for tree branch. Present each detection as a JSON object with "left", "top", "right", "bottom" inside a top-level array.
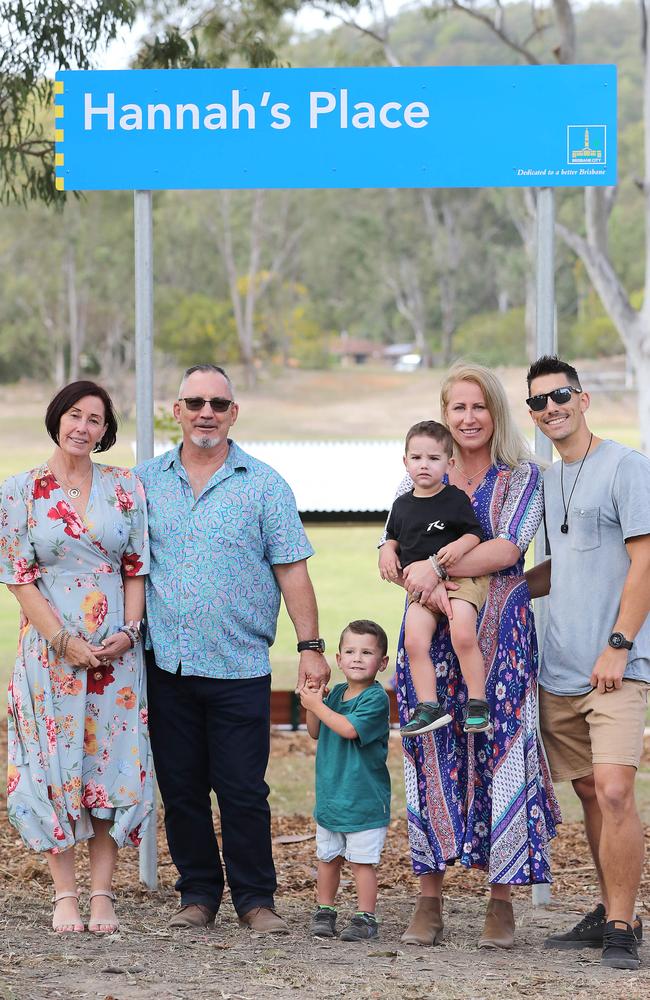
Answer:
[
  {"left": 448, "top": 0, "right": 541, "bottom": 64},
  {"left": 310, "top": 1, "right": 402, "bottom": 66}
]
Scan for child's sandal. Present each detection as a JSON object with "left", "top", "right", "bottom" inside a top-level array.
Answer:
[{"left": 88, "top": 889, "right": 119, "bottom": 934}]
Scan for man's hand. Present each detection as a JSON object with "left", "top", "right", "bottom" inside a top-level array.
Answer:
[
  {"left": 299, "top": 681, "right": 325, "bottom": 712},
  {"left": 378, "top": 545, "right": 402, "bottom": 582},
  {"left": 590, "top": 646, "right": 627, "bottom": 694},
  {"left": 295, "top": 650, "right": 330, "bottom": 694}
]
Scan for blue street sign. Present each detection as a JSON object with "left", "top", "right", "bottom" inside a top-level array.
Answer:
[{"left": 54, "top": 66, "right": 616, "bottom": 191}]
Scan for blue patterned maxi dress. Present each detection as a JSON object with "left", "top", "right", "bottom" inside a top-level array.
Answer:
[
  {"left": 0, "top": 464, "right": 155, "bottom": 854},
  {"left": 394, "top": 462, "right": 561, "bottom": 884}
]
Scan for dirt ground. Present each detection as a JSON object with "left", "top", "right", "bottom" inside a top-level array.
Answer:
[{"left": 2, "top": 732, "right": 650, "bottom": 1000}]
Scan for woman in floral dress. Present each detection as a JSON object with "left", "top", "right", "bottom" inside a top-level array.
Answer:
[
  {"left": 379, "top": 362, "right": 560, "bottom": 949},
  {"left": 0, "top": 381, "right": 154, "bottom": 934}
]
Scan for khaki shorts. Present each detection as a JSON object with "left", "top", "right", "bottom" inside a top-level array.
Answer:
[
  {"left": 407, "top": 575, "right": 489, "bottom": 614},
  {"left": 539, "top": 680, "right": 650, "bottom": 782}
]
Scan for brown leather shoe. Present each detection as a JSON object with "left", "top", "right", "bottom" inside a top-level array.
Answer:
[
  {"left": 478, "top": 898, "right": 515, "bottom": 949},
  {"left": 400, "top": 896, "right": 444, "bottom": 946},
  {"left": 239, "top": 906, "right": 289, "bottom": 934},
  {"left": 169, "top": 903, "right": 217, "bottom": 929}
]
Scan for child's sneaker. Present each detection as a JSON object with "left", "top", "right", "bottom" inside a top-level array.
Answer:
[
  {"left": 310, "top": 906, "right": 337, "bottom": 938},
  {"left": 400, "top": 702, "right": 452, "bottom": 737},
  {"left": 340, "top": 911, "right": 379, "bottom": 942},
  {"left": 463, "top": 698, "right": 491, "bottom": 733}
]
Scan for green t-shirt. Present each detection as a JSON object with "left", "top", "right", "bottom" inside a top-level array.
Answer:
[{"left": 314, "top": 681, "right": 391, "bottom": 833}]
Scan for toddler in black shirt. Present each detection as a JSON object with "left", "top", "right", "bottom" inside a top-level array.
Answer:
[{"left": 382, "top": 421, "right": 490, "bottom": 736}]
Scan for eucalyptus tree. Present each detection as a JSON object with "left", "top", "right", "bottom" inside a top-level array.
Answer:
[{"left": 0, "top": 1, "right": 136, "bottom": 205}]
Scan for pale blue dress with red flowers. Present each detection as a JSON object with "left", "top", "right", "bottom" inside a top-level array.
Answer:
[
  {"left": 0, "top": 464, "right": 154, "bottom": 853},
  {"left": 393, "top": 463, "right": 561, "bottom": 884}
]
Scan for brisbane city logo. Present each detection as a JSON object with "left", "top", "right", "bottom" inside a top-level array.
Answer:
[{"left": 567, "top": 125, "right": 607, "bottom": 167}]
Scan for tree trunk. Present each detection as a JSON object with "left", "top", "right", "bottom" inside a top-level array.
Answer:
[
  {"left": 506, "top": 189, "right": 538, "bottom": 361},
  {"left": 217, "top": 190, "right": 258, "bottom": 389},
  {"left": 421, "top": 192, "right": 460, "bottom": 366},
  {"left": 630, "top": 335, "right": 650, "bottom": 453}
]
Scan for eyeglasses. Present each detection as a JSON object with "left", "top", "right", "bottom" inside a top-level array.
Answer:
[
  {"left": 178, "top": 397, "right": 234, "bottom": 413},
  {"left": 526, "top": 386, "right": 582, "bottom": 411}
]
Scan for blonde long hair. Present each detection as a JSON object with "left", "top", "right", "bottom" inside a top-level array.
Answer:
[{"left": 440, "top": 362, "right": 531, "bottom": 470}]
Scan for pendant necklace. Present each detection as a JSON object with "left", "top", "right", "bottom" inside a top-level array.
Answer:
[
  {"left": 54, "top": 463, "right": 93, "bottom": 500},
  {"left": 560, "top": 433, "right": 593, "bottom": 534},
  {"left": 456, "top": 461, "right": 492, "bottom": 486}
]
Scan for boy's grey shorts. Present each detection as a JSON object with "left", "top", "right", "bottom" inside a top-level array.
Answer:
[{"left": 315, "top": 824, "right": 388, "bottom": 864}]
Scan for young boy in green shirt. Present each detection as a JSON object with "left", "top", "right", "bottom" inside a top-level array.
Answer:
[{"left": 300, "top": 619, "right": 391, "bottom": 941}]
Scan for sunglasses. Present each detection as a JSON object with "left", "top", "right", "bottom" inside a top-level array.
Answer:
[
  {"left": 178, "top": 396, "right": 234, "bottom": 413},
  {"left": 526, "top": 386, "right": 582, "bottom": 411}
]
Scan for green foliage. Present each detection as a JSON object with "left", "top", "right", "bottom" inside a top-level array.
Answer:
[
  {"left": 453, "top": 308, "right": 528, "bottom": 366},
  {"left": 0, "top": 311, "right": 52, "bottom": 382},
  {"left": 156, "top": 290, "right": 239, "bottom": 365},
  {"left": 0, "top": 2, "right": 136, "bottom": 205},
  {"left": 137, "top": 0, "right": 292, "bottom": 69},
  {"left": 153, "top": 407, "right": 182, "bottom": 444},
  {"left": 284, "top": 303, "right": 331, "bottom": 369},
  {"left": 559, "top": 289, "right": 642, "bottom": 359},
  {"left": 561, "top": 314, "right": 623, "bottom": 358}
]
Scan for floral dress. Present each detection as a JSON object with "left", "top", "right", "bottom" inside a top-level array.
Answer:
[
  {"left": 393, "top": 463, "right": 561, "bottom": 884},
  {"left": 0, "top": 464, "right": 154, "bottom": 853}
]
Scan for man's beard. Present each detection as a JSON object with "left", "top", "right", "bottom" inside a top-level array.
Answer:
[{"left": 191, "top": 433, "right": 220, "bottom": 449}]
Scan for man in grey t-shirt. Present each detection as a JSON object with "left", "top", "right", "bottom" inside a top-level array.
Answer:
[{"left": 525, "top": 355, "right": 650, "bottom": 972}]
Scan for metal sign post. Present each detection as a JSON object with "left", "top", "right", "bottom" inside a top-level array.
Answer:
[
  {"left": 531, "top": 187, "right": 556, "bottom": 907},
  {"left": 134, "top": 189, "right": 157, "bottom": 889}
]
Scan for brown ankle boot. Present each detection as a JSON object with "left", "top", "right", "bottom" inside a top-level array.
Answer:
[
  {"left": 478, "top": 898, "right": 515, "bottom": 949},
  {"left": 400, "top": 896, "right": 444, "bottom": 946}
]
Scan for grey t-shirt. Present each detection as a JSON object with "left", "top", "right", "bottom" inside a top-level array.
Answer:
[{"left": 540, "top": 439, "right": 650, "bottom": 696}]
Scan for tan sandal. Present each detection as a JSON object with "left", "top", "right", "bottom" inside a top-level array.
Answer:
[
  {"left": 52, "top": 891, "right": 84, "bottom": 934},
  {"left": 88, "top": 889, "right": 119, "bottom": 934}
]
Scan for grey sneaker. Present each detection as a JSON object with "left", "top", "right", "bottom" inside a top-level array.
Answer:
[
  {"left": 400, "top": 702, "right": 451, "bottom": 737},
  {"left": 340, "top": 912, "right": 379, "bottom": 942},
  {"left": 310, "top": 906, "right": 337, "bottom": 938}
]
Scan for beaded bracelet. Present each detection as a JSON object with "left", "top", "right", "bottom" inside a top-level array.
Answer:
[
  {"left": 49, "top": 626, "right": 66, "bottom": 651},
  {"left": 119, "top": 624, "right": 141, "bottom": 648},
  {"left": 429, "top": 555, "right": 449, "bottom": 581},
  {"left": 59, "top": 631, "right": 71, "bottom": 659},
  {"left": 50, "top": 627, "right": 72, "bottom": 659}
]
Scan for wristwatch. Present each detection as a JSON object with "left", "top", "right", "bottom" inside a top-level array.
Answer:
[
  {"left": 297, "top": 638, "right": 326, "bottom": 653},
  {"left": 608, "top": 631, "right": 633, "bottom": 651}
]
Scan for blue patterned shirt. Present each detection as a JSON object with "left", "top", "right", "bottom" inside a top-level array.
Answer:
[{"left": 135, "top": 441, "right": 314, "bottom": 679}]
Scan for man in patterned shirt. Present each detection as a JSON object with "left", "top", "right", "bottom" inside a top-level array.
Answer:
[{"left": 136, "top": 363, "right": 329, "bottom": 933}]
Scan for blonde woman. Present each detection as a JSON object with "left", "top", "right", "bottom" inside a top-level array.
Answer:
[{"left": 380, "top": 363, "right": 560, "bottom": 949}]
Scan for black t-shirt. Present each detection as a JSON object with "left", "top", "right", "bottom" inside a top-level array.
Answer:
[{"left": 385, "top": 485, "right": 483, "bottom": 568}]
